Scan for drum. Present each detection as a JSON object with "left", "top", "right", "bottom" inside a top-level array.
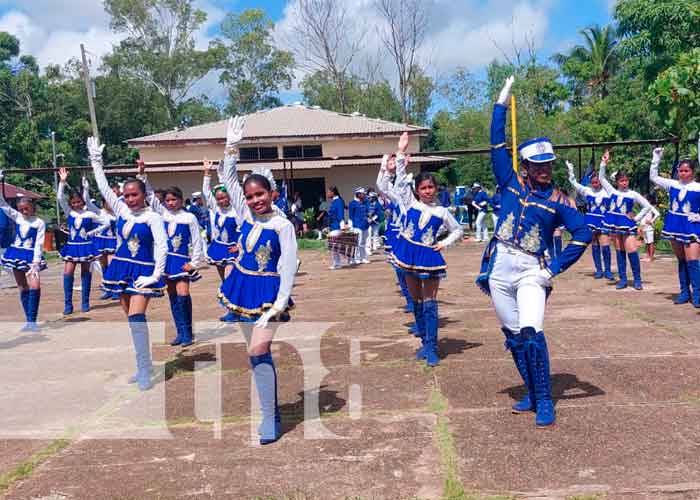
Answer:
[{"left": 327, "top": 229, "right": 358, "bottom": 260}]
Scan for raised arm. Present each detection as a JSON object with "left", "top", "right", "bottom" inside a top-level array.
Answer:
[
  {"left": 56, "top": 168, "right": 71, "bottom": 216},
  {"left": 135, "top": 160, "right": 164, "bottom": 214},
  {"left": 218, "top": 116, "right": 249, "bottom": 225},
  {"left": 88, "top": 137, "right": 128, "bottom": 218},
  {"left": 81, "top": 177, "right": 100, "bottom": 214},
  {"left": 597, "top": 152, "right": 615, "bottom": 194},
  {"left": 491, "top": 76, "right": 517, "bottom": 189},
  {"left": 566, "top": 161, "right": 592, "bottom": 197},
  {"left": 202, "top": 159, "right": 217, "bottom": 211},
  {"left": 649, "top": 147, "right": 676, "bottom": 192}
]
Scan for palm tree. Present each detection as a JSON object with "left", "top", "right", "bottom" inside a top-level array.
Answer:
[{"left": 553, "top": 24, "right": 618, "bottom": 99}]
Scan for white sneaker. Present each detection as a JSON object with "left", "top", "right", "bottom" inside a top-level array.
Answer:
[
  {"left": 329, "top": 265, "right": 340, "bottom": 270},
  {"left": 361, "top": 259, "right": 370, "bottom": 264}
]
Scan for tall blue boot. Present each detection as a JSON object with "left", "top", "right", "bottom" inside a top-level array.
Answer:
[
  {"left": 20, "top": 289, "right": 29, "bottom": 321},
  {"left": 250, "top": 352, "right": 281, "bottom": 445},
  {"left": 63, "top": 274, "right": 74, "bottom": 315},
  {"left": 128, "top": 313, "right": 153, "bottom": 391},
  {"left": 411, "top": 300, "right": 427, "bottom": 360},
  {"left": 178, "top": 295, "right": 194, "bottom": 347},
  {"left": 591, "top": 244, "right": 603, "bottom": 279},
  {"left": 80, "top": 272, "right": 92, "bottom": 312},
  {"left": 675, "top": 260, "right": 691, "bottom": 304},
  {"left": 503, "top": 328, "right": 534, "bottom": 413},
  {"left": 169, "top": 293, "right": 183, "bottom": 346},
  {"left": 615, "top": 250, "right": 628, "bottom": 289},
  {"left": 396, "top": 268, "right": 412, "bottom": 312},
  {"left": 687, "top": 260, "right": 700, "bottom": 308},
  {"left": 553, "top": 235, "right": 562, "bottom": 257},
  {"left": 422, "top": 300, "right": 440, "bottom": 367},
  {"left": 522, "top": 327, "right": 555, "bottom": 427},
  {"left": 24, "top": 289, "right": 40, "bottom": 332},
  {"left": 602, "top": 245, "right": 614, "bottom": 280},
  {"left": 628, "top": 252, "right": 643, "bottom": 290}
]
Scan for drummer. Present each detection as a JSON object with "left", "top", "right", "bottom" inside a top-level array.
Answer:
[{"left": 327, "top": 186, "right": 350, "bottom": 270}]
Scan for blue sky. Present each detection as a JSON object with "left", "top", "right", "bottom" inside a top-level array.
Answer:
[{"left": 0, "top": 0, "right": 615, "bottom": 108}]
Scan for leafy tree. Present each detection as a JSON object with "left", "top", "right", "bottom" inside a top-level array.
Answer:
[
  {"left": 216, "top": 9, "right": 295, "bottom": 115},
  {"left": 103, "top": 0, "right": 224, "bottom": 124}
]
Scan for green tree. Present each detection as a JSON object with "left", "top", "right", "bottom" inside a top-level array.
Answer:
[
  {"left": 553, "top": 25, "right": 618, "bottom": 99},
  {"left": 216, "top": 9, "right": 295, "bottom": 115},
  {"left": 103, "top": 0, "right": 223, "bottom": 124},
  {"left": 406, "top": 65, "right": 434, "bottom": 125}
]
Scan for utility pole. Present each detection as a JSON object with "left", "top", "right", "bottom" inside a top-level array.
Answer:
[
  {"left": 51, "top": 131, "right": 61, "bottom": 225},
  {"left": 80, "top": 44, "right": 99, "bottom": 142}
]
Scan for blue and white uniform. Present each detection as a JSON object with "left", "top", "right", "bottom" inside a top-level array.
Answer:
[
  {"left": 57, "top": 182, "right": 100, "bottom": 262},
  {"left": 83, "top": 186, "right": 117, "bottom": 255},
  {"left": 0, "top": 198, "right": 46, "bottom": 273},
  {"left": 567, "top": 165, "right": 615, "bottom": 279},
  {"left": 599, "top": 165, "right": 652, "bottom": 235},
  {"left": 490, "top": 190, "right": 502, "bottom": 227},
  {"left": 478, "top": 102, "right": 591, "bottom": 426},
  {"left": 650, "top": 156, "right": 700, "bottom": 306},
  {"left": 473, "top": 188, "right": 491, "bottom": 241},
  {"left": 216, "top": 154, "right": 297, "bottom": 322},
  {"left": 202, "top": 175, "right": 239, "bottom": 266},
  {"left": 348, "top": 191, "right": 370, "bottom": 264},
  {"left": 385, "top": 154, "right": 463, "bottom": 280}
]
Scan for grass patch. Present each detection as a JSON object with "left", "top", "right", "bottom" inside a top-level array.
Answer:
[
  {"left": 297, "top": 239, "right": 326, "bottom": 251},
  {"left": 566, "top": 495, "right": 606, "bottom": 500},
  {"left": 0, "top": 438, "right": 71, "bottom": 492}
]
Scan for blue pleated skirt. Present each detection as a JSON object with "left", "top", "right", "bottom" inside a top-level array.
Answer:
[
  {"left": 102, "top": 257, "right": 165, "bottom": 297},
  {"left": 602, "top": 213, "right": 636, "bottom": 235},
  {"left": 391, "top": 235, "right": 447, "bottom": 279},
  {"left": 585, "top": 213, "right": 606, "bottom": 232},
  {"left": 384, "top": 227, "right": 398, "bottom": 254},
  {"left": 164, "top": 254, "right": 201, "bottom": 282},
  {"left": 218, "top": 262, "right": 293, "bottom": 319},
  {"left": 207, "top": 240, "right": 239, "bottom": 266},
  {"left": 93, "top": 236, "right": 117, "bottom": 254},
  {"left": 661, "top": 212, "right": 690, "bottom": 242},
  {"left": 60, "top": 241, "right": 98, "bottom": 262},
  {"left": 1, "top": 247, "right": 47, "bottom": 272}
]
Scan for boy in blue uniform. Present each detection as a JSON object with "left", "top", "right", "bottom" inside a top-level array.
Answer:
[
  {"left": 327, "top": 186, "right": 349, "bottom": 269},
  {"left": 348, "top": 187, "right": 370, "bottom": 264},
  {"left": 477, "top": 76, "right": 592, "bottom": 427},
  {"left": 472, "top": 183, "right": 491, "bottom": 241}
]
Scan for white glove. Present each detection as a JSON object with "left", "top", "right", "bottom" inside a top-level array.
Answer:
[
  {"left": 652, "top": 147, "right": 664, "bottom": 165},
  {"left": 134, "top": 274, "right": 159, "bottom": 289},
  {"left": 380, "top": 154, "right": 389, "bottom": 170},
  {"left": 87, "top": 136, "right": 105, "bottom": 164},
  {"left": 496, "top": 75, "right": 515, "bottom": 106},
  {"left": 225, "top": 116, "right": 245, "bottom": 149},
  {"left": 347, "top": 219, "right": 354, "bottom": 229},
  {"left": 255, "top": 308, "right": 278, "bottom": 329},
  {"left": 81, "top": 176, "right": 90, "bottom": 191},
  {"left": 565, "top": 160, "right": 575, "bottom": 175},
  {"left": 688, "top": 213, "right": 700, "bottom": 223},
  {"left": 0, "top": 169, "right": 4, "bottom": 181},
  {"left": 528, "top": 267, "right": 553, "bottom": 288}
]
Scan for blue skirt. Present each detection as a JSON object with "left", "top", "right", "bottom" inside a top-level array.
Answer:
[
  {"left": 686, "top": 220, "right": 700, "bottom": 244},
  {"left": 661, "top": 212, "right": 689, "bottom": 242},
  {"left": 218, "top": 262, "right": 293, "bottom": 319},
  {"left": 60, "top": 241, "right": 98, "bottom": 262},
  {"left": 1, "top": 247, "right": 47, "bottom": 272},
  {"left": 602, "top": 213, "right": 636, "bottom": 235},
  {"left": 384, "top": 227, "right": 398, "bottom": 254},
  {"left": 391, "top": 235, "right": 447, "bottom": 279},
  {"left": 164, "top": 254, "right": 201, "bottom": 282},
  {"left": 102, "top": 257, "right": 165, "bottom": 297},
  {"left": 93, "top": 236, "right": 117, "bottom": 254},
  {"left": 585, "top": 213, "right": 606, "bottom": 231},
  {"left": 207, "top": 240, "right": 239, "bottom": 266}
]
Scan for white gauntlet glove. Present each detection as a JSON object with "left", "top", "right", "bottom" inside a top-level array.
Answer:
[
  {"left": 688, "top": 213, "right": 700, "bottom": 223},
  {"left": 225, "top": 116, "right": 245, "bottom": 150},
  {"left": 134, "top": 275, "right": 159, "bottom": 289},
  {"left": 496, "top": 75, "right": 515, "bottom": 106},
  {"left": 652, "top": 147, "right": 664, "bottom": 166},
  {"left": 87, "top": 137, "right": 105, "bottom": 164},
  {"left": 255, "top": 307, "right": 279, "bottom": 329}
]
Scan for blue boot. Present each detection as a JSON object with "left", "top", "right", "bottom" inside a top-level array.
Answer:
[
  {"left": 63, "top": 274, "right": 74, "bottom": 315},
  {"left": 22, "top": 289, "right": 41, "bottom": 332},
  {"left": 602, "top": 245, "right": 614, "bottom": 280},
  {"left": 628, "top": 252, "right": 643, "bottom": 290},
  {"left": 178, "top": 295, "right": 194, "bottom": 347},
  {"left": 80, "top": 272, "right": 92, "bottom": 312},
  {"left": 168, "top": 294, "right": 183, "bottom": 346},
  {"left": 128, "top": 313, "right": 153, "bottom": 391},
  {"left": 396, "top": 269, "right": 412, "bottom": 312},
  {"left": 675, "top": 260, "right": 691, "bottom": 304},
  {"left": 20, "top": 289, "right": 29, "bottom": 320},
  {"left": 422, "top": 300, "right": 440, "bottom": 367},
  {"left": 523, "top": 327, "right": 555, "bottom": 427},
  {"left": 502, "top": 328, "right": 534, "bottom": 413},
  {"left": 411, "top": 300, "right": 426, "bottom": 360},
  {"left": 250, "top": 352, "right": 281, "bottom": 445},
  {"left": 615, "top": 250, "right": 628, "bottom": 289},
  {"left": 99, "top": 290, "right": 112, "bottom": 300},
  {"left": 591, "top": 244, "right": 603, "bottom": 279},
  {"left": 687, "top": 260, "right": 700, "bottom": 308}
]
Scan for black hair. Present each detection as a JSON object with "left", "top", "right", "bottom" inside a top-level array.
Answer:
[
  {"left": 16, "top": 196, "right": 35, "bottom": 207},
  {"left": 328, "top": 186, "right": 340, "bottom": 197},
  {"left": 412, "top": 172, "right": 438, "bottom": 200},
  {"left": 243, "top": 174, "right": 272, "bottom": 192},
  {"left": 123, "top": 178, "right": 146, "bottom": 194},
  {"left": 615, "top": 171, "right": 629, "bottom": 182},
  {"left": 67, "top": 189, "right": 83, "bottom": 203},
  {"left": 678, "top": 158, "right": 697, "bottom": 171},
  {"left": 163, "top": 186, "right": 183, "bottom": 200}
]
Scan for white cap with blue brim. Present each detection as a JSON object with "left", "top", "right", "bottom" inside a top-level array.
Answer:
[{"left": 518, "top": 137, "right": 556, "bottom": 163}]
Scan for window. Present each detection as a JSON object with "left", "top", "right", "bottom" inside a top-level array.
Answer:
[
  {"left": 239, "top": 146, "right": 279, "bottom": 161},
  {"left": 283, "top": 144, "right": 323, "bottom": 159}
]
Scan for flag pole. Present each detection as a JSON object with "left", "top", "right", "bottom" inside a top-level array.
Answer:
[{"left": 510, "top": 95, "right": 518, "bottom": 173}]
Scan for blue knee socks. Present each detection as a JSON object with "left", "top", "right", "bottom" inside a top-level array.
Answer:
[
  {"left": 687, "top": 260, "right": 700, "bottom": 308},
  {"left": 63, "top": 274, "right": 74, "bottom": 314},
  {"left": 81, "top": 272, "right": 92, "bottom": 312},
  {"left": 602, "top": 245, "right": 613, "bottom": 279},
  {"left": 616, "top": 250, "right": 627, "bottom": 288},
  {"left": 20, "top": 290, "right": 29, "bottom": 321},
  {"left": 591, "top": 244, "right": 603, "bottom": 278},
  {"left": 422, "top": 300, "right": 440, "bottom": 367},
  {"left": 250, "top": 352, "right": 281, "bottom": 445},
  {"left": 178, "top": 295, "right": 193, "bottom": 346},
  {"left": 628, "top": 252, "right": 642, "bottom": 289}
]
